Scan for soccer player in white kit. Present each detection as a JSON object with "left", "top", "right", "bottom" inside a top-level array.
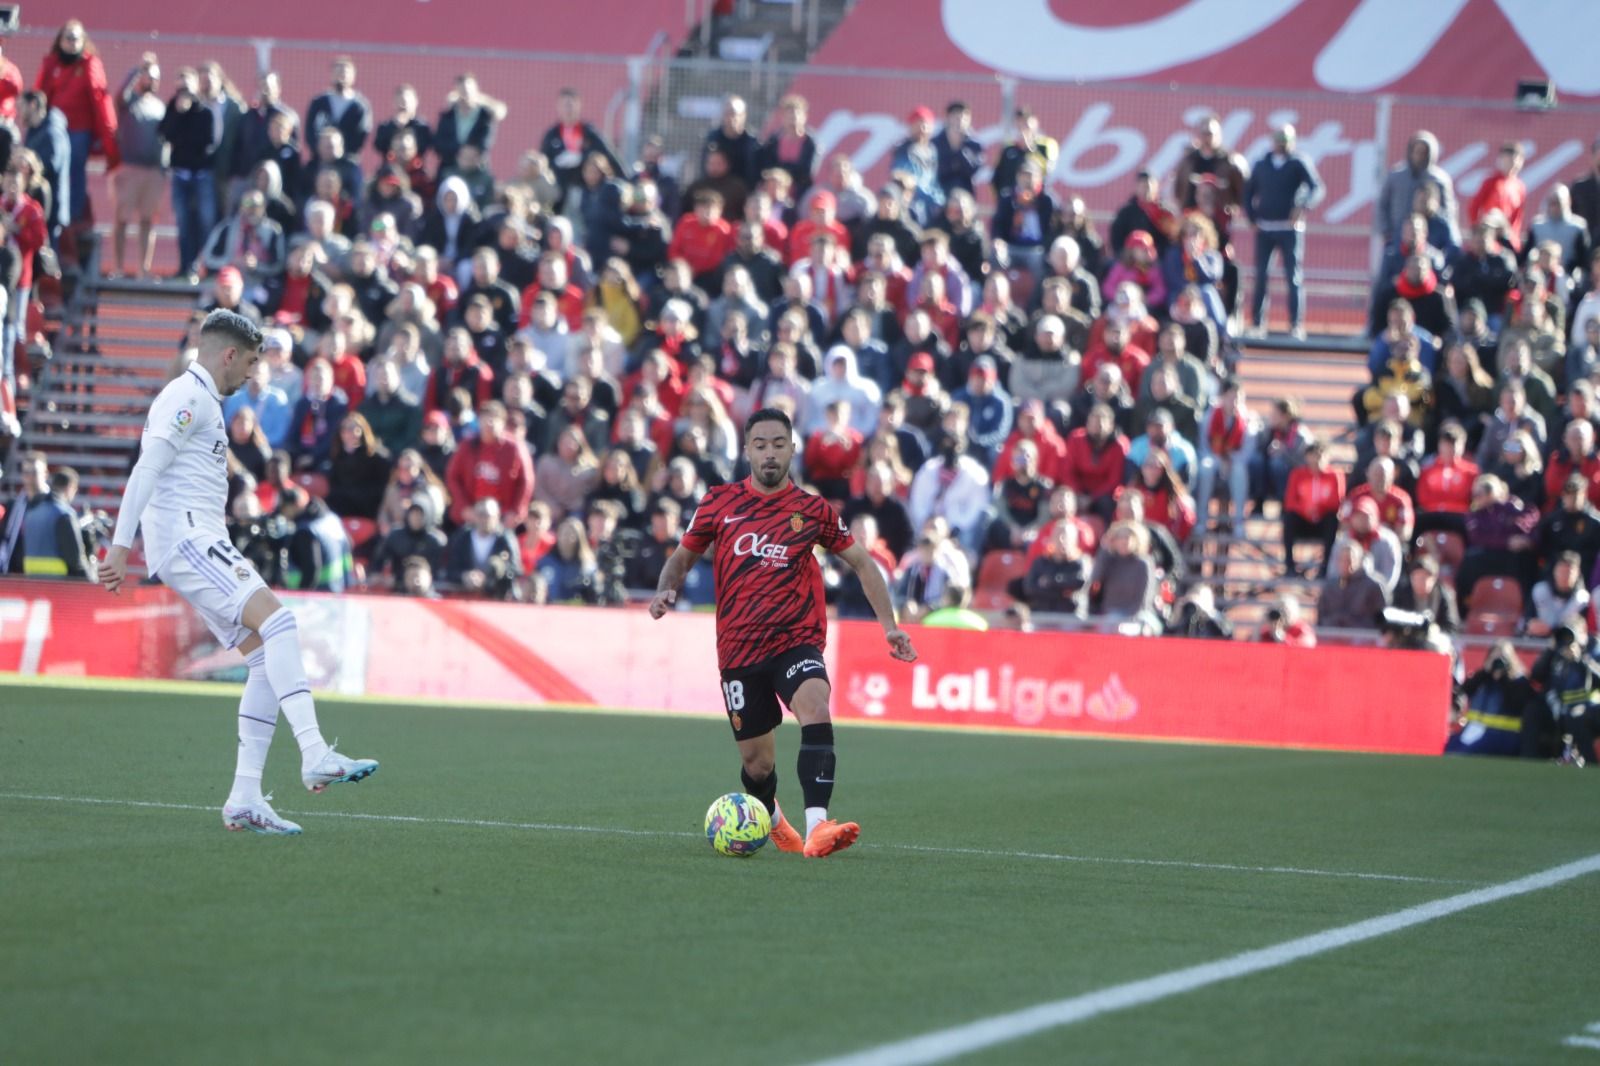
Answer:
[{"left": 100, "top": 310, "right": 378, "bottom": 835}]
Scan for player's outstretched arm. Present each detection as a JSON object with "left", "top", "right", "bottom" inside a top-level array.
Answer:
[
  {"left": 836, "top": 542, "right": 918, "bottom": 662},
  {"left": 648, "top": 545, "right": 704, "bottom": 619},
  {"left": 102, "top": 438, "right": 179, "bottom": 595}
]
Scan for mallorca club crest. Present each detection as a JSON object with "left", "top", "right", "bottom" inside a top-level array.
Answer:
[{"left": 789, "top": 513, "right": 805, "bottom": 533}]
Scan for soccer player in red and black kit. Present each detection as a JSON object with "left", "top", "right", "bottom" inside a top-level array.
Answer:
[{"left": 649, "top": 408, "right": 917, "bottom": 857}]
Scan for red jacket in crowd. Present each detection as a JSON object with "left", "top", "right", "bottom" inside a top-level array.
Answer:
[
  {"left": 1027, "top": 516, "right": 1100, "bottom": 561},
  {"left": 35, "top": 50, "right": 119, "bottom": 166},
  {"left": 787, "top": 218, "right": 850, "bottom": 265},
  {"left": 1124, "top": 483, "right": 1196, "bottom": 543},
  {"left": 1544, "top": 451, "right": 1600, "bottom": 508},
  {"left": 667, "top": 215, "right": 734, "bottom": 277},
  {"left": 1416, "top": 456, "right": 1480, "bottom": 513},
  {"left": 994, "top": 423, "right": 1069, "bottom": 484},
  {"left": 1080, "top": 340, "right": 1152, "bottom": 395},
  {"left": 4, "top": 193, "right": 47, "bottom": 290},
  {"left": 331, "top": 352, "right": 367, "bottom": 406},
  {"left": 1345, "top": 483, "right": 1414, "bottom": 536},
  {"left": 445, "top": 433, "right": 535, "bottom": 526},
  {"left": 1468, "top": 173, "right": 1526, "bottom": 251},
  {"left": 1284, "top": 466, "right": 1345, "bottom": 522},
  {"left": 518, "top": 281, "right": 587, "bottom": 330},
  {"left": 1206, "top": 407, "right": 1249, "bottom": 459},
  {"left": 1060, "top": 429, "right": 1129, "bottom": 501},
  {"left": 0, "top": 58, "right": 21, "bottom": 122},
  {"left": 803, "top": 427, "right": 863, "bottom": 483},
  {"left": 424, "top": 355, "right": 496, "bottom": 415}
]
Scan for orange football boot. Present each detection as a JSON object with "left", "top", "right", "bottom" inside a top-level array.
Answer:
[
  {"left": 803, "top": 819, "right": 860, "bottom": 858},
  {"left": 769, "top": 811, "right": 805, "bottom": 853}
]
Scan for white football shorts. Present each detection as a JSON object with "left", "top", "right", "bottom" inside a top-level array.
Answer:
[{"left": 157, "top": 535, "right": 269, "bottom": 649}]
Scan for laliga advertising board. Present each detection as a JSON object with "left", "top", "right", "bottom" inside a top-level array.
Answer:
[{"left": 829, "top": 622, "right": 1452, "bottom": 755}]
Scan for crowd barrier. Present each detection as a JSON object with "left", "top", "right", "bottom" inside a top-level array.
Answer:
[{"left": 0, "top": 578, "right": 1452, "bottom": 755}]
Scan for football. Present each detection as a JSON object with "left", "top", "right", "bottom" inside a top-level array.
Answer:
[{"left": 703, "top": 793, "right": 771, "bottom": 857}]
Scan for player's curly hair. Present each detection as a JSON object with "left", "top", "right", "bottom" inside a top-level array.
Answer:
[{"left": 201, "top": 309, "right": 265, "bottom": 352}]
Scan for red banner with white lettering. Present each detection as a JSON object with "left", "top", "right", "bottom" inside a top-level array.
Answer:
[
  {"left": 1, "top": 578, "right": 1450, "bottom": 754},
  {"left": 831, "top": 621, "right": 1452, "bottom": 755}
]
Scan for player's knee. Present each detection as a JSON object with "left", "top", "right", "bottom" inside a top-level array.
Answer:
[
  {"left": 240, "top": 587, "right": 286, "bottom": 633},
  {"left": 790, "top": 680, "right": 833, "bottom": 723}
]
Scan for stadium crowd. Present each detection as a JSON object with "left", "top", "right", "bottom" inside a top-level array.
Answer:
[{"left": 4, "top": 19, "right": 1600, "bottom": 760}]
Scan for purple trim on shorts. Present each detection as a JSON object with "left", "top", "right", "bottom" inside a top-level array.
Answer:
[{"left": 178, "top": 540, "right": 234, "bottom": 595}]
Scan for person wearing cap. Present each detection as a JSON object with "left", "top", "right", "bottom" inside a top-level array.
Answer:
[
  {"left": 785, "top": 188, "right": 850, "bottom": 267},
  {"left": 897, "top": 348, "right": 950, "bottom": 439},
  {"left": 1333, "top": 491, "right": 1404, "bottom": 596},
  {"left": 889, "top": 105, "right": 945, "bottom": 228},
  {"left": 951, "top": 354, "right": 1014, "bottom": 467},
  {"left": 1102, "top": 228, "right": 1168, "bottom": 311},
  {"left": 199, "top": 265, "right": 263, "bottom": 328}
]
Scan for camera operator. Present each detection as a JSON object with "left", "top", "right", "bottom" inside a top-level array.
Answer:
[
  {"left": 1447, "top": 640, "right": 1534, "bottom": 756},
  {"left": 1378, "top": 607, "right": 1453, "bottom": 656},
  {"left": 1257, "top": 595, "right": 1316, "bottom": 646},
  {"left": 228, "top": 492, "right": 290, "bottom": 587},
  {"left": 1527, "top": 619, "right": 1600, "bottom": 765},
  {"left": 586, "top": 499, "right": 635, "bottom": 607}
]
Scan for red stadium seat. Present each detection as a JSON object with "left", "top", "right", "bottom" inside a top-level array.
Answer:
[
  {"left": 1465, "top": 612, "right": 1518, "bottom": 637},
  {"left": 1420, "top": 530, "right": 1465, "bottom": 578},
  {"left": 342, "top": 517, "right": 378, "bottom": 547},
  {"left": 1467, "top": 576, "right": 1523, "bottom": 618},
  {"left": 973, "top": 550, "right": 1030, "bottom": 611},
  {"left": 294, "top": 473, "right": 330, "bottom": 500}
]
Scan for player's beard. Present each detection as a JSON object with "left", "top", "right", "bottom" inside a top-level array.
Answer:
[{"left": 754, "top": 461, "right": 787, "bottom": 489}]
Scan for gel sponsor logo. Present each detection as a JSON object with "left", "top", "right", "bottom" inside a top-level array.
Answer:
[
  {"left": 847, "top": 665, "right": 1138, "bottom": 726},
  {"left": 732, "top": 532, "right": 791, "bottom": 561},
  {"left": 785, "top": 658, "right": 824, "bottom": 680}
]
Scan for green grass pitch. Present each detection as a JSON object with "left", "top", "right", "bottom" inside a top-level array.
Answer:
[{"left": 2, "top": 678, "right": 1596, "bottom": 1065}]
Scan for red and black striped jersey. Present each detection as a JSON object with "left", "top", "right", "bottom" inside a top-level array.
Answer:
[{"left": 681, "top": 478, "right": 854, "bottom": 671}]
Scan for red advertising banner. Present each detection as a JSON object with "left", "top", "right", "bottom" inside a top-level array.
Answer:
[
  {"left": 831, "top": 621, "right": 1452, "bottom": 755},
  {"left": 2, "top": 578, "right": 1450, "bottom": 754}
]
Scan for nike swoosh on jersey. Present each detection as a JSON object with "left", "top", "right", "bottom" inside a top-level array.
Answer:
[{"left": 723, "top": 514, "right": 748, "bottom": 524}]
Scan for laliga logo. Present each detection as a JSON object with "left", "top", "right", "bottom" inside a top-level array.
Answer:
[
  {"left": 899, "top": 664, "right": 1139, "bottom": 726},
  {"left": 732, "top": 532, "right": 791, "bottom": 562},
  {"left": 941, "top": 0, "right": 1600, "bottom": 95}
]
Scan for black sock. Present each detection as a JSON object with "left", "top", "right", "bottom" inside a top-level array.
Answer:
[
  {"left": 740, "top": 766, "right": 778, "bottom": 817},
  {"left": 797, "top": 723, "right": 836, "bottom": 812}
]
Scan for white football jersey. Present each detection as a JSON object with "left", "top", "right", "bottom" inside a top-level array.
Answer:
[{"left": 137, "top": 364, "right": 231, "bottom": 576}]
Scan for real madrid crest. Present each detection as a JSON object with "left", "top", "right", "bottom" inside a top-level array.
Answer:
[{"left": 790, "top": 513, "right": 805, "bottom": 533}]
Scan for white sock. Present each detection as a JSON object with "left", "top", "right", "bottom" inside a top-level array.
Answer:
[
  {"left": 258, "top": 608, "right": 329, "bottom": 769},
  {"left": 228, "top": 650, "right": 276, "bottom": 806},
  {"left": 805, "top": 807, "right": 828, "bottom": 837}
]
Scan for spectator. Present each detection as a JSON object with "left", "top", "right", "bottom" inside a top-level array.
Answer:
[
  {"left": 1282, "top": 440, "right": 1344, "bottom": 577},
  {"left": 950, "top": 356, "right": 1014, "bottom": 467},
  {"left": 757, "top": 93, "right": 816, "bottom": 198},
  {"left": 1528, "top": 550, "right": 1590, "bottom": 638},
  {"left": 1243, "top": 123, "right": 1324, "bottom": 337},
  {"left": 18, "top": 466, "right": 91, "bottom": 577},
  {"left": 1376, "top": 130, "right": 1458, "bottom": 246},
  {"left": 934, "top": 100, "right": 983, "bottom": 198},
  {"left": 808, "top": 346, "right": 881, "bottom": 438},
  {"left": 1415, "top": 421, "right": 1480, "bottom": 534},
  {"left": 278, "top": 489, "right": 355, "bottom": 592},
  {"left": 540, "top": 88, "right": 619, "bottom": 205},
  {"left": 301, "top": 126, "right": 363, "bottom": 219},
  {"left": 1066, "top": 360, "right": 1136, "bottom": 436},
  {"left": 1537, "top": 475, "right": 1600, "bottom": 583},
  {"left": 325, "top": 413, "right": 393, "bottom": 521},
  {"left": 373, "top": 83, "right": 431, "bottom": 160},
  {"left": 1103, "top": 229, "right": 1166, "bottom": 309},
  {"left": 1331, "top": 496, "right": 1403, "bottom": 596},
  {"left": 803, "top": 400, "right": 862, "bottom": 503},
  {"left": 907, "top": 429, "right": 991, "bottom": 552},
  {"left": 303, "top": 56, "right": 372, "bottom": 160},
  {"left": 668, "top": 190, "right": 735, "bottom": 289},
  {"left": 1061, "top": 403, "right": 1130, "bottom": 519},
  {"left": 1346, "top": 456, "right": 1415, "bottom": 544},
  {"left": 34, "top": 20, "right": 118, "bottom": 227},
  {"left": 446, "top": 497, "right": 523, "bottom": 600},
  {"left": 991, "top": 107, "right": 1058, "bottom": 201},
  {"left": 1392, "top": 554, "right": 1460, "bottom": 636},
  {"left": 225, "top": 404, "right": 271, "bottom": 486},
  {"left": 842, "top": 461, "right": 914, "bottom": 559},
  {"left": 202, "top": 190, "right": 285, "bottom": 301},
  {"left": 424, "top": 327, "right": 494, "bottom": 415},
  {"left": 20, "top": 90, "right": 71, "bottom": 239},
  {"left": 0, "top": 167, "right": 45, "bottom": 417},
  {"left": 371, "top": 502, "right": 448, "bottom": 588},
  {"left": 1109, "top": 170, "right": 1174, "bottom": 259},
  {"left": 417, "top": 409, "right": 456, "bottom": 480},
  {"left": 1531, "top": 184, "right": 1589, "bottom": 279},
  {"left": 417, "top": 175, "right": 479, "bottom": 268},
  {"left": 986, "top": 440, "right": 1053, "bottom": 551},
  {"left": 991, "top": 161, "right": 1055, "bottom": 282},
  {"left": 1022, "top": 520, "right": 1089, "bottom": 618},
  {"left": 1316, "top": 540, "right": 1389, "bottom": 631},
  {"left": 1526, "top": 619, "right": 1600, "bottom": 764},
  {"left": 221, "top": 359, "right": 292, "bottom": 453},
  {"left": 893, "top": 523, "right": 969, "bottom": 622},
  {"left": 1450, "top": 222, "right": 1517, "bottom": 326},
  {"left": 1456, "top": 474, "right": 1541, "bottom": 608},
  {"left": 111, "top": 54, "right": 165, "bottom": 279},
  {"left": 1126, "top": 450, "right": 1197, "bottom": 543},
  {"left": 377, "top": 447, "right": 450, "bottom": 535},
  {"left": 535, "top": 424, "right": 601, "bottom": 521},
  {"left": 1468, "top": 142, "right": 1526, "bottom": 248},
  {"left": 0, "top": 451, "right": 45, "bottom": 572},
  {"left": 1089, "top": 521, "right": 1162, "bottom": 634},
  {"left": 1497, "top": 297, "right": 1565, "bottom": 387},
  {"left": 1127, "top": 407, "right": 1197, "bottom": 488},
  {"left": 0, "top": 32, "right": 20, "bottom": 124},
  {"left": 159, "top": 68, "right": 216, "bottom": 279},
  {"left": 196, "top": 62, "right": 243, "bottom": 223},
  {"left": 444, "top": 401, "right": 534, "bottom": 527},
  {"left": 1475, "top": 379, "right": 1546, "bottom": 470},
  {"left": 287, "top": 357, "right": 349, "bottom": 472},
  {"left": 1201, "top": 382, "right": 1259, "bottom": 532},
  {"left": 1159, "top": 213, "right": 1226, "bottom": 328},
  {"left": 889, "top": 105, "right": 944, "bottom": 226},
  {"left": 1009, "top": 314, "right": 1080, "bottom": 408},
  {"left": 535, "top": 515, "right": 598, "bottom": 603},
  {"left": 432, "top": 73, "right": 503, "bottom": 172}
]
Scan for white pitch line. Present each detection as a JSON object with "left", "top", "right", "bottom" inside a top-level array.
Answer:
[
  {"left": 0, "top": 792, "right": 1471, "bottom": 886},
  {"left": 803, "top": 852, "right": 1600, "bottom": 1066}
]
